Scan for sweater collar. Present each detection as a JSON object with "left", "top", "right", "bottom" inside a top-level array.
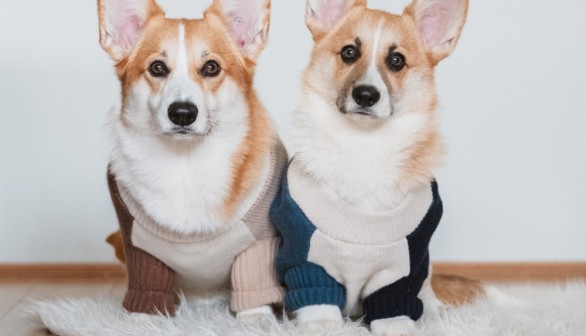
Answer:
[{"left": 286, "top": 159, "right": 436, "bottom": 245}]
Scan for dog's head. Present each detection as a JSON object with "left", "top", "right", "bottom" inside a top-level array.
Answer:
[
  {"left": 98, "top": 0, "right": 270, "bottom": 139},
  {"left": 302, "top": 0, "right": 468, "bottom": 123}
]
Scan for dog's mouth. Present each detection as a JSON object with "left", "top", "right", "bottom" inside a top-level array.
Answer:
[
  {"left": 339, "top": 106, "right": 387, "bottom": 120},
  {"left": 337, "top": 96, "right": 384, "bottom": 119},
  {"left": 351, "top": 109, "right": 373, "bottom": 116},
  {"left": 176, "top": 127, "right": 195, "bottom": 134},
  {"left": 163, "top": 126, "right": 210, "bottom": 138},
  {"left": 167, "top": 126, "right": 195, "bottom": 135}
]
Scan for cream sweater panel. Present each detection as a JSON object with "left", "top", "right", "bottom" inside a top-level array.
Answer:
[{"left": 288, "top": 160, "right": 433, "bottom": 315}]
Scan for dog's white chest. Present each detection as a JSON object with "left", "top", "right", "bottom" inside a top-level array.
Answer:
[{"left": 109, "top": 119, "right": 248, "bottom": 234}]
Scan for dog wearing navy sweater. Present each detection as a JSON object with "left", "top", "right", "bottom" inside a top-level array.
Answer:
[{"left": 270, "top": 0, "right": 469, "bottom": 335}]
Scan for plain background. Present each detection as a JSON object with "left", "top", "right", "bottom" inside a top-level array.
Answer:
[{"left": 1, "top": 0, "right": 585, "bottom": 263}]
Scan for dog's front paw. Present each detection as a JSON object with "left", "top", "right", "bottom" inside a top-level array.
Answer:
[
  {"left": 370, "top": 316, "right": 417, "bottom": 336},
  {"left": 236, "top": 305, "right": 277, "bottom": 329},
  {"left": 295, "top": 304, "right": 344, "bottom": 328}
]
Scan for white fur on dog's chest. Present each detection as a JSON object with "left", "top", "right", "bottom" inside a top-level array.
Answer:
[{"left": 108, "top": 103, "right": 249, "bottom": 234}]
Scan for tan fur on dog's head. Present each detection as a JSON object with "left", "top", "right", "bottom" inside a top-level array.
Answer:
[
  {"left": 98, "top": 0, "right": 275, "bottom": 233},
  {"left": 97, "top": 0, "right": 272, "bottom": 132},
  {"left": 298, "top": 0, "right": 468, "bottom": 191}
]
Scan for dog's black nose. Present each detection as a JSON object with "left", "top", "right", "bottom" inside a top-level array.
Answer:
[
  {"left": 352, "top": 85, "right": 380, "bottom": 108},
  {"left": 168, "top": 102, "right": 198, "bottom": 126}
]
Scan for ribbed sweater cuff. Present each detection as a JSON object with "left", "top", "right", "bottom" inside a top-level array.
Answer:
[
  {"left": 285, "top": 286, "right": 346, "bottom": 311},
  {"left": 282, "top": 263, "right": 346, "bottom": 311},
  {"left": 231, "top": 237, "right": 283, "bottom": 312},
  {"left": 363, "top": 294, "right": 423, "bottom": 324},
  {"left": 123, "top": 289, "right": 176, "bottom": 316},
  {"left": 231, "top": 286, "right": 286, "bottom": 312},
  {"left": 123, "top": 246, "right": 176, "bottom": 315}
]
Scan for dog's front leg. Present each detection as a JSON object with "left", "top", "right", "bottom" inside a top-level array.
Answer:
[
  {"left": 231, "top": 237, "right": 284, "bottom": 325},
  {"left": 236, "top": 305, "right": 276, "bottom": 329},
  {"left": 295, "top": 304, "right": 343, "bottom": 326},
  {"left": 122, "top": 245, "right": 176, "bottom": 316},
  {"left": 363, "top": 271, "right": 426, "bottom": 336},
  {"left": 281, "top": 263, "right": 346, "bottom": 327},
  {"left": 107, "top": 172, "right": 177, "bottom": 316},
  {"left": 370, "top": 316, "right": 417, "bottom": 336}
]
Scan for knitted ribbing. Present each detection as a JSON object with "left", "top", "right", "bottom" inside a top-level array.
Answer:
[
  {"left": 282, "top": 263, "right": 346, "bottom": 311},
  {"left": 231, "top": 237, "right": 285, "bottom": 312},
  {"left": 108, "top": 171, "right": 176, "bottom": 315},
  {"left": 122, "top": 246, "right": 176, "bottom": 315},
  {"left": 363, "top": 292, "right": 423, "bottom": 323}
]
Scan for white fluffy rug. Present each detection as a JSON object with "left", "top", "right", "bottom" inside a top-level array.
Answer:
[{"left": 31, "top": 282, "right": 586, "bottom": 336}]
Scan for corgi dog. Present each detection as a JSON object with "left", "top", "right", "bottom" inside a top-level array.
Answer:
[
  {"left": 270, "top": 0, "right": 473, "bottom": 335},
  {"left": 97, "top": 0, "right": 288, "bottom": 319}
]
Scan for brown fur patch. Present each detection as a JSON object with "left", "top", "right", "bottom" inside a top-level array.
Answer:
[
  {"left": 432, "top": 274, "right": 486, "bottom": 306},
  {"left": 203, "top": 1, "right": 274, "bottom": 217},
  {"left": 106, "top": 230, "right": 126, "bottom": 264},
  {"left": 223, "top": 95, "right": 275, "bottom": 217},
  {"left": 400, "top": 125, "right": 446, "bottom": 188}
]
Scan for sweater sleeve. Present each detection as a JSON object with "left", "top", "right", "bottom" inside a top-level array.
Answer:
[
  {"left": 362, "top": 254, "right": 428, "bottom": 323},
  {"left": 363, "top": 181, "right": 443, "bottom": 323},
  {"left": 269, "top": 167, "right": 346, "bottom": 311},
  {"left": 230, "top": 141, "right": 288, "bottom": 312},
  {"left": 230, "top": 237, "right": 285, "bottom": 312},
  {"left": 107, "top": 170, "right": 177, "bottom": 316}
]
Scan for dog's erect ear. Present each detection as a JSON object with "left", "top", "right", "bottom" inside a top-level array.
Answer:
[
  {"left": 97, "top": 0, "right": 164, "bottom": 62},
  {"left": 306, "top": 0, "right": 367, "bottom": 41},
  {"left": 206, "top": 0, "right": 271, "bottom": 61},
  {"left": 405, "top": 0, "right": 468, "bottom": 64}
]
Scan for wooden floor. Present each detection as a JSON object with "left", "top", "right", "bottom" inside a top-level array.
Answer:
[{"left": 0, "top": 280, "right": 125, "bottom": 336}]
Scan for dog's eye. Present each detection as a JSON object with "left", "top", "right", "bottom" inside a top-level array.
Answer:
[
  {"left": 341, "top": 45, "right": 360, "bottom": 64},
  {"left": 201, "top": 60, "right": 221, "bottom": 77},
  {"left": 387, "top": 52, "right": 406, "bottom": 72},
  {"left": 148, "top": 61, "right": 169, "bottom": 78}
]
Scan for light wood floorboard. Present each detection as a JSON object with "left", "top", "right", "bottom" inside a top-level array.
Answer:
[
  {"left": 0, "top": 282, "right": 114, "bottom": 336},
  {"left": 109, "top": 282, "right": 126, "bottom": 301},
  {"left": 0, "top": 284, "right": 34, "bottom": 320}
]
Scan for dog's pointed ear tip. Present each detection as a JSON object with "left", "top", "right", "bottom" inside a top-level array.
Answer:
[
  {"left": 206, "top": 0, "right": 270, "bottom": 60},
  {"left": 406, "top": 0, "right": 468, "bottom": 63},
  {"left": 97, "top": 0, "right": 164, "bottom": 61}
]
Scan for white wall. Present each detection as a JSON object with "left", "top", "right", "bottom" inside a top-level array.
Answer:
[{"left": 1, "top": 0, "right": 585, "bottom": 263}]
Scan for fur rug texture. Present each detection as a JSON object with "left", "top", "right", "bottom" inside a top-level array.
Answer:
[{"left": 31, "top": 282, "right": 586, "bottom": 336}]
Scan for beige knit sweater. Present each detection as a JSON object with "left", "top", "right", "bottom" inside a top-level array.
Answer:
[{"left": 107, "top": 142, "right": 287, "bottom": 315}]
